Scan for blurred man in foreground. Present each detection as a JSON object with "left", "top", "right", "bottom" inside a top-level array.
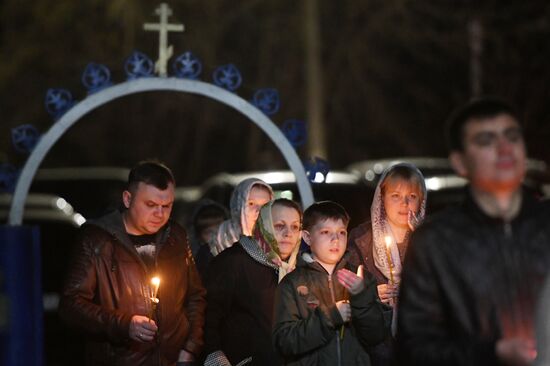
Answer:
[{"left": 397, "top": 97, "right": 550, "bottom": 366}]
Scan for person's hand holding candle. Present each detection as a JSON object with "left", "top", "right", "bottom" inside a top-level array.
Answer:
[
  {"left": 336, "top": 265, "right": 365, "bottom": 295},
  {"left": 336, "top": 266, "right": 365, "bottom": 339},
  {"left": 149, "top": 276, "right": 161, "bottom": 321}
]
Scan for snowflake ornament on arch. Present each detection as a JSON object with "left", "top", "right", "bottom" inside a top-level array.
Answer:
[
  {"left": 172, "top": 51, "right": 202, "bottom": 79},
  {"left": 44, "top": 88, "right": 74, "bottom": 120},
  {"left": 125, "top": 51, "right": 155, "bottom": 80},
  {"left": 212, "top": 64, "right": 242, "bottom": 91},
  {"left": 252, "top": 88, "right": 280, "bottom": 116},
  {"left": 0, "top": 163, "right": 19, "bottom": 193},
  {"left": 11, "top": 124, "right": 41, "bottom": 154},
  {"left": 82, "top": 62, "right": 113, "bottom": 94},
  {"left": 304, "top": 157, "right": 330, "bottom": 183},
  {"left": 282, "top": 119, "right": 307, "bottom": 148}
]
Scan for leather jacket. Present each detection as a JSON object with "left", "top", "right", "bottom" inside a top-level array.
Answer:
[
  {"left": 396, "top": 188, "right": 550, "bottom": 366},
  {"left": 60, "top": 210, "right": 206, "bottom": 366}
]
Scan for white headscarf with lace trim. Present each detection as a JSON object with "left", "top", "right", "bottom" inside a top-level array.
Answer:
[{"left": 371, "top": 163, "right": 427, "bottom": 283}]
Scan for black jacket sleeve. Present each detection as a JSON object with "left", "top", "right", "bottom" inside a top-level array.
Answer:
[
  {"left": 396, "top": 226, "right": 498, "bottom": 366},
  {"left": 350, "top": 273, "right": 386, "bottom": 348},
  {"left": 180, "top": 233, "right": 207, "bottom": 356}
]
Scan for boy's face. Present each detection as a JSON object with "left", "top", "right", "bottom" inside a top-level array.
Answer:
[{"left": 303, "top": 218, "right": 347, "bottom": 268}]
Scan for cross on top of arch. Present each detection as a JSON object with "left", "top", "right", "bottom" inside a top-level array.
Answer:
[
  {"left": 4, "top": 3, "right": 332, "bottom": 224},
  {"left": 143, "top": 3, "right": 185, "bottom": 77}
]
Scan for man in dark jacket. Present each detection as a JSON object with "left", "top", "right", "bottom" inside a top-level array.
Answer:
[
  {"left": 397, "top": 97, "right": 550, "bottom": 366},
  {"left": 60, "top": 160, "right": 206, "bottom": 366}
]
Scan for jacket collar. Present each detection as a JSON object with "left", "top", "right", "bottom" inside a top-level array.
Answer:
[
  {"left": 462, "top": 185, "right": 539, "bottom": 225},
  {"left": 86, "top": 210, "right": 171, "bottom": 268},
  {"left": 298, "top": 251, "right": 350, "bottom": 275}
]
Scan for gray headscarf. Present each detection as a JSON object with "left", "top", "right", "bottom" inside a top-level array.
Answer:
[
  {"left": 371, "top": 163, "right": 427, "bottom": 283},
  {"left": 209, "top": 178, "right": 273, "bottom": 256}
]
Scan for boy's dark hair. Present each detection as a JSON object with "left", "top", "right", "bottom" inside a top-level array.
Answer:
[
  {"left": 127, "top": 160, "right": 175, "bottom": 193},
  {"left": 445, "top": 97, "right": 521, "bottom": 152},
  {"left": 273, "top": 198, "right": 303, "bottom": 221},
  {"left": 302, "top": 201, "right": 350, "bottom": 231}
]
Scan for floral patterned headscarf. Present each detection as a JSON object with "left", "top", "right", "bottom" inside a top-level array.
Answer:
[
  {"left": 240, "top": 200, "right": 301, "bottom": 282},
  {"left": 371, "top": 163, "right": 427, "bottom": 283}
]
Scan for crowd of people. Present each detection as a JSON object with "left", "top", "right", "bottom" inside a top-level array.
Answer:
[{"left": 59, "top": 96, "right": 550, "bottom": 366}]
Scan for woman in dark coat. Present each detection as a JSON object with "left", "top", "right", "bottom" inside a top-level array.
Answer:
[{"left": 203, "top": 199, "right": 302, "bottom": 366}]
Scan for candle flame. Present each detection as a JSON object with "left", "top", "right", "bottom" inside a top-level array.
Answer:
[
  {"left": 384, "top": 236, "right": 392, "bottom": 248},
  {"left": 356, "top": 265, "right": 363, "bottom": 278},
  {"left": 151, "top": 277, "right": 160, "bottom": 287}
]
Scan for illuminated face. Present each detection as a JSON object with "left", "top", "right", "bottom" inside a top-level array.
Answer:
[
  {"left": 383, "top": 180, "right": 421, "bottom": 230},
  {"left": 304, "top": 218, "right": 347, "bottom": 271},
  {"left": 122, "top": 182, "right": 174, "bottom": 235},
  {"left": 271, "top": 204, "right": 301, "bottom": 261},
  {"left": 450, "top": 114, "right": 526, "bottom": 194},
  {"left": 243, "top": 186, "right": 272, "bottom": 234}
]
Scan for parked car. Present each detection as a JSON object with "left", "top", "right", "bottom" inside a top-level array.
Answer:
[
  {"left": 29, "top": 166, "right": 129, "bottom": 219},
  {"left": 199, "top": 170, "right": 375, "bottom": 230},
  {"left": 29, "top": 166, "right": 203, "bottom": 225}
]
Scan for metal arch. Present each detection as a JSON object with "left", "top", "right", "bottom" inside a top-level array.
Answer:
[{"left": 8, "top": 78, "right": 314, "bottom": 226}]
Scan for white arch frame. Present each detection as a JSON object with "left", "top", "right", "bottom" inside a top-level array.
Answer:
[{"left": 8, "top": 77, "right": 314, "bottom": 225}]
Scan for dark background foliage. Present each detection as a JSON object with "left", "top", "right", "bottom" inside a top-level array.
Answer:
[{"left": 2, "top": 0, "right": 550, "bottom": 186}]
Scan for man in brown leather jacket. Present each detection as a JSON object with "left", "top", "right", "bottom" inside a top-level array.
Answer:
[{"left": 60, "top": 160, "right": 206, "bottom": 366}]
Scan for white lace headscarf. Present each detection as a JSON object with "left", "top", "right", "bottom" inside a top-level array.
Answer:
[
  {"left": 371, "top": 163, "right": 427, "bottom": 283},
  {"left": 209, "top": 178, "right": 273, "bottom": 256}
]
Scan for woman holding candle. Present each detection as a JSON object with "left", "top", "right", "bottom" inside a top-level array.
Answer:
[
  {"left": 349, "top": 163, "right": 426, "bottom": 304},
  {"left": 203, "top": 199, "right": 302, "bottom": 366},
  {"left": 347, "top": 163, "right": 426, "bottom": 365}
]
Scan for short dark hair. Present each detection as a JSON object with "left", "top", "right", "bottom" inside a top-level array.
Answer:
[
  {"left": 445, "top": 97, "right": 521, "bottom": 152},
  {"left": 193, "top": 203, "right": 228, "bottom": 234},
  {"left": 302, "top": 201, "right": 350, "bottom": 231},
  {"left": 273, "top": 198, "right": 303, "bottom": 222},
  {"left": 127, "top": 160, "right": 175, "bottom": 193}
]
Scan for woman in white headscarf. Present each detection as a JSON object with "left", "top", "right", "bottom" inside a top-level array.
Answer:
[
  {"left": 347, "top": 163, "right": 426, "bottom": 365},
  {"left": 209, "top": 178, "right": 273, "bottom": 256}
]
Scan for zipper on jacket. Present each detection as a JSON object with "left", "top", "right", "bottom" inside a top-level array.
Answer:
[
  {"left": 328, "top": 274, "right": 342, "bottom": 366},
  {"left": 503, "top": 221, "right": 512, "bottom": 238}
]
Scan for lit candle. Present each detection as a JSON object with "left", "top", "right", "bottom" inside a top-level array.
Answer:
[
  {"left": 151, "top": 276, "right": 161, "bottom": 300},
  {"left": 149, "top": 276, "right": 161, "bottom": 321},
  {"left": 356, "top": 265, "right": 363, "bottom": 279},
  {"left": 384, "top": 236, "right": 395, "bottom": 284}
]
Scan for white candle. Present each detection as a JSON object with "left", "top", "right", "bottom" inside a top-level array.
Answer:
[{"left": 384, "top": 236, "right": 395, "bottom": 284}]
